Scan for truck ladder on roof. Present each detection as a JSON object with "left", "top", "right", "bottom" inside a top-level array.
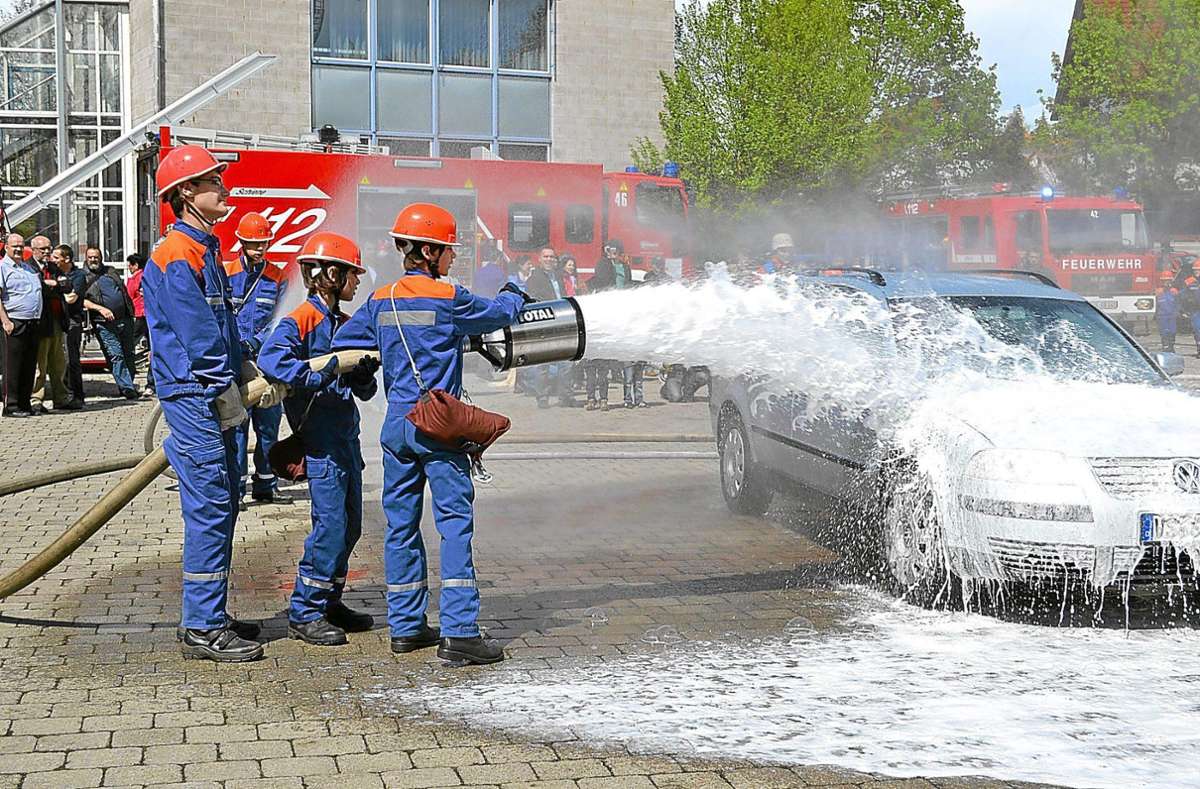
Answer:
[
  {"left": 4, "top": 52, "right": 277, "bottom": 228},
  {"left": 168, "top": 127, "right": 387, "bottom": 156}
]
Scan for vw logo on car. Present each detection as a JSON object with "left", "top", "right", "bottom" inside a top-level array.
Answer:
[{"left": 1172, "top": 459, "right": 1200, "bottom": 494}]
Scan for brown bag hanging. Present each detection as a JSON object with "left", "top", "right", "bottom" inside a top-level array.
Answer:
[
  {"left": 268, "top": 391, "right": 318, "bottom": 482},
  {"left": 391, "top": 285, "right": 511, "bottom": 453}
]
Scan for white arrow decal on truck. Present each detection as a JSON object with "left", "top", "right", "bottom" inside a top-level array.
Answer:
[{"left": 229, "top": 185, "right": 331, "bottom": 200}]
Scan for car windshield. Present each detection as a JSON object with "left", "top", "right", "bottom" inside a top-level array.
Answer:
[
  {"left": 1047, "top": 209, "right": 1149, "bottom": 253},
  {"left": 890, "top": 295, "right": 1163, "bottom": 385}
]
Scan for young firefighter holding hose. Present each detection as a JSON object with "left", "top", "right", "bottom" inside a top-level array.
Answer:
[
  {"left": 257, "top": 232, "right": 379, "bottom": 646},
  {"left": 145, "top": 145, "right": 265, "bottom": 663},
  {"left": 225, "top": 212, "right": 292, "bottom": 508},
  {"left": 333, "top": 203, "right": 529, "bottom": 665}
]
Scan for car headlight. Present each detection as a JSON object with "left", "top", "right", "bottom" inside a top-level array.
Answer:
[
  {"left": 1135, "top": 298, "right": 1154, "bottom": 311},
  {"left": 958, "top": 495, "right": 1093, "bottom": 522},
  {"left": 963, "top": 449, "right": 1084, "bottom": 485}
]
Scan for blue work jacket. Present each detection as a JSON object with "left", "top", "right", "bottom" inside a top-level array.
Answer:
[{"left": 224, "top": 255, "right": 288, "bottom": 356}]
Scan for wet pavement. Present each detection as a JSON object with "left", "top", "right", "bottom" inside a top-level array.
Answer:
[{"left": 1, "top": 346, "right": 1196, "bottom": 788}]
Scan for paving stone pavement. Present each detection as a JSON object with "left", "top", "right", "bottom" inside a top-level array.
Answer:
[{"left": 0, "top": 368, "right": 1076, "bottom": 788}]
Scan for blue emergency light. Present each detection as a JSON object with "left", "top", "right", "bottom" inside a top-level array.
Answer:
[
  {"left": 663, "top": 161, "right": 680, "bottom": 178},
  {"left": 625, "top": 166, "right": 639, "bottom": 173},
  {"left": 1040, "top": 185, "right": 1056, "bottom": 201}
]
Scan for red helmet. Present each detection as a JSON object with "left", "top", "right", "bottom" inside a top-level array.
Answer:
[
  {"left": 389, "top": 203, "right": 460, "bottom": 247},
  {"left": 1160, "top": 270, "right": 1175, "bottom": 282},
  {"left": 155, "top": 145, "right": 226, "bottom": 199},
  {"left": 235, "top": 212, "right": 274, "bottom": 243},
  {"left": 296, "top": 232, "right": 365, "bottom": 273}
]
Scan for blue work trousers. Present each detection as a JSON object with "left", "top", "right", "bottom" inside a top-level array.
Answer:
[
  {"left": 381, "top": 418, "right": 480, "bottom": 638},
  {"left": 289, "top": 448, "right": 365, "bottom": 623},
  {"left": 94, "top": 317, "right": 137, "bottom": 393},
  {"left": 234, "top": 403, "right": 282, "bottom": 499},
  {"left": 160, "top": 393, "right": 240, "bottom": 629}
]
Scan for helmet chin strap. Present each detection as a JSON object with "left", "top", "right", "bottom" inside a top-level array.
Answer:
[{"left": 180, "top": 197, "right": 217, "bottom": 234}]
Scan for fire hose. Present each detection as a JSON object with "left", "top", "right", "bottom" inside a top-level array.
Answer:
[{"left": 0, "top": 350, "right": 375, "bottom": 601}]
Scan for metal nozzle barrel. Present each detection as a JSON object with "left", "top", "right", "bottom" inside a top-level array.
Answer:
[{"left": 466, "top": 297, "right": 586, "bottom": 371}]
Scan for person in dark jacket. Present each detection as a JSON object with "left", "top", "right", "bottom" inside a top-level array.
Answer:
[
  {"left": 525, "top": 247, "right": 572, "bottom": 407},
  {"left": 1182, "top": 274, "right": 1200, "bottom": 357},
  {"left": 52, "top": 245, "right": 87, "bottom": 408},
  {"left": 82, "top": 246, "right": 140, "bottom": 398},
  {"left": 28, "top": 235, "right": 70, "bottom": 412},
  {"left": 583, "top": 240, "right": 629, "bottom": 410}
]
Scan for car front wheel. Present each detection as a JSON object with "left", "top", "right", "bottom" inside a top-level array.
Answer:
[
  {"left": 881, "top": 471, "right": 957, "bottom": 606},
  {"left": 719, "top": 407, "right": 773, "bottom": 516}
]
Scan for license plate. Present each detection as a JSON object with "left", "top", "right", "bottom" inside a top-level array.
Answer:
[
  {"left": 1141, "top": 513, "right": 1200, "bottom": 543},
  {"left": 1096, "top": 299, "right": 1120, "bottom": 311},
  {"left": 1140, "top": 513, "right": 1162, "bottom": 543}
]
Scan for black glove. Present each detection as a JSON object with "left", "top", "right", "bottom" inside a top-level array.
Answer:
[
  {"left": 344, "top": 355, "right": 381, "bottom": 388},
  {"left": 500, "top": 282, "right": 536, "bottom": 304}
]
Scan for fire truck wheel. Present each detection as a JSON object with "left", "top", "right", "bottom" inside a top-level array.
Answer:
[{"left": 718, "top": 405, "right": 773, "bottom": 516}]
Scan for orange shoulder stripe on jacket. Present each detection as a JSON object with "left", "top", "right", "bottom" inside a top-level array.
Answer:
[
  {"left": 223, "top": 258, "right": 244, "bottom": 277},
  {"left": 289, "top": 301, "right": 326, "bottom": 340},
  {"left": 372, "top": 276, "right": 455, "bottom": 302},
  {"left": 150, "top": 231, "right": 207, "bottom": 274},
  {"left": 264, "top": 262, "right": 289, "bottom": 283}
]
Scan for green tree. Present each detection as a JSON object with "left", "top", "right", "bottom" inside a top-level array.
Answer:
[
  {"left": 635, "top": 0, "right": 1000, "bottom": 211},
  {"left": 983, "top": 107, "right": 1038, "bottom": 189},
  {"left": 1048, "top": 0, "right": 1200, "bottom": 204}
]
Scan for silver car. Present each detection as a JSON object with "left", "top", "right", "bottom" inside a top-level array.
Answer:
[{"left": 710, "top": 270, "right": 1197, "bottom": 601}]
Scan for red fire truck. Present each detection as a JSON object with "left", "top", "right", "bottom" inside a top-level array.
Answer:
[
  {"left": 883, "top": 190, "right": 1156, "bottom": 328},
  {"left": 149, "top": 127, "right": 691, "bottom": 288}
]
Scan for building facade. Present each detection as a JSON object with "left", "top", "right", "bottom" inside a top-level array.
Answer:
[
  {"left": 2, "top": 0, "right": 673, "bottom": 260},
  {"left": 133, "top": 0, "right": 673, "bottom": 169}
]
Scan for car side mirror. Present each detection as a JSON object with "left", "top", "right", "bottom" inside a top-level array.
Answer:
[{"left": 1155, "top": 351, "right": 1186, "bottom": 377}]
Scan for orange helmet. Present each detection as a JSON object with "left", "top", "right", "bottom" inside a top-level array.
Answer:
[
  {"left": 296, "top": 231, "right": 365, "bottom": 273},
  {"left": 389, "top": 203, "right": 460, "bottom": 247},
  {"left": 235, "top": 212, "right": 274, "bottom": 243},
  {"left": 156, "top": 145, "right": 226, "bottom": 199}
]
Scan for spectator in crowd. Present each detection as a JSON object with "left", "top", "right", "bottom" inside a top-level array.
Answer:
[
  {"left": 473, "top": 242, "right": 508, "bottom": 298},
  {"left": 583, "top": 240, "right": 630, "bottom": 411},
  {"left": 559, "top": 255, "right": 579, "bottom": 297},
  {"left": 642, "top": 256, "right": 672, "bottom": 286},
  {"left": 28, "top": 235, "right": 70, "bottom": 412},
  {"left": 125, "top": 252, "right": 153, "bottom": 396},
  {"left": 125, "top": 250, "right": 152, "bottom": 393},
  {"left": 506, "top": 255, "right": 533, "bottom": 288},
  {"left": 1, "top": 233, "right": 43, "bottom": 417},
  {"left": 525, "top": 247, "right": 573, "bottom": 407},
  {"left": 82, "top": 245, "right": 140, "bottom": 399},
  {"left": 1183, "top": 271, "right": 1200, "bottom": 357},
  {"left": 53, "top": 244, "right": 87, "bottom": 408},
  {"left": 1157, "top": 270, "right": 1180, "bottom": 353}
]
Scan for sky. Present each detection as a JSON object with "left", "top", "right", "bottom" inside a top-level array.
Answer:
[{"left": 959, "top": 0, "right": 1077, "bottom": 117}]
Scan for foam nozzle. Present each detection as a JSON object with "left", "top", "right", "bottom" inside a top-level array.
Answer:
[{"left": 465, "top": 298, "right": 586, "bottom": 371}]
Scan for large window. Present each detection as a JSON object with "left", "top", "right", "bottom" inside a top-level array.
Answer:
[
  {"left": 311, "top": 0, "right": 551, "bottom": 157},
  {"left": 312, "top": 0, "right": 368, "bottom": 59},
  {"left": 499, "top": 0, "right": 548, "bottom": 70},
  {"left": 379, "top": 0, "right": 430, "bottom": 63},
  {"left": 1047, "top": 209, "right": 1149, "bottom": 254},
  {"left": 440, "top": 0, "right": 490, "bottom": 67},
  {"left": 0, "top": 2, "right": 132, "bottom": 261}
]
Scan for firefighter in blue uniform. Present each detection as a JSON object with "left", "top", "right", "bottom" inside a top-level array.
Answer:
[
  {"left": 257, "top": 231, "right": 378, "bottom": 645},
  {"left": 333, "top": 203, "right": 528, "bottom": 664},
  {"left": 225, "top": 212, "right": 292, "bottom": 507},
  {"left": 144, "top": 144, "right": 261, "bottom": 662}
]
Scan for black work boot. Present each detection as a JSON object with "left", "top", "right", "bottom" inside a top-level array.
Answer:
[
  {"left": 252, "top": 488, "right": 294, "bottom": 505},
  {"left": 326, "top": 601, "right": 374, "bottom": 632},
  {"left": 437, "top": 636, "right": 504, "bottom": 665},
  {"left": 288, "top": 616, "right": 347, "bottom": 646},
  {"left": 390, "top": 624, "right": 441, "bottom": 654},
  {"left": 180, "top": 627, "right": 264, "bottom": 662},
  {"left": 175, "top": 616, "right": 260, "bottom": 642}
]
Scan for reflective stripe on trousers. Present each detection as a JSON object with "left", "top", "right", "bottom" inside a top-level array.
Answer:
[
  {"left": 381, "top": 418, "right": 480, "bottom": 639},
  {"left": 289, "top": 451, "right": 364, "bottom": 623},
  {"left": 161, "top": 393, "right": 240, "bottom": 630}
]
